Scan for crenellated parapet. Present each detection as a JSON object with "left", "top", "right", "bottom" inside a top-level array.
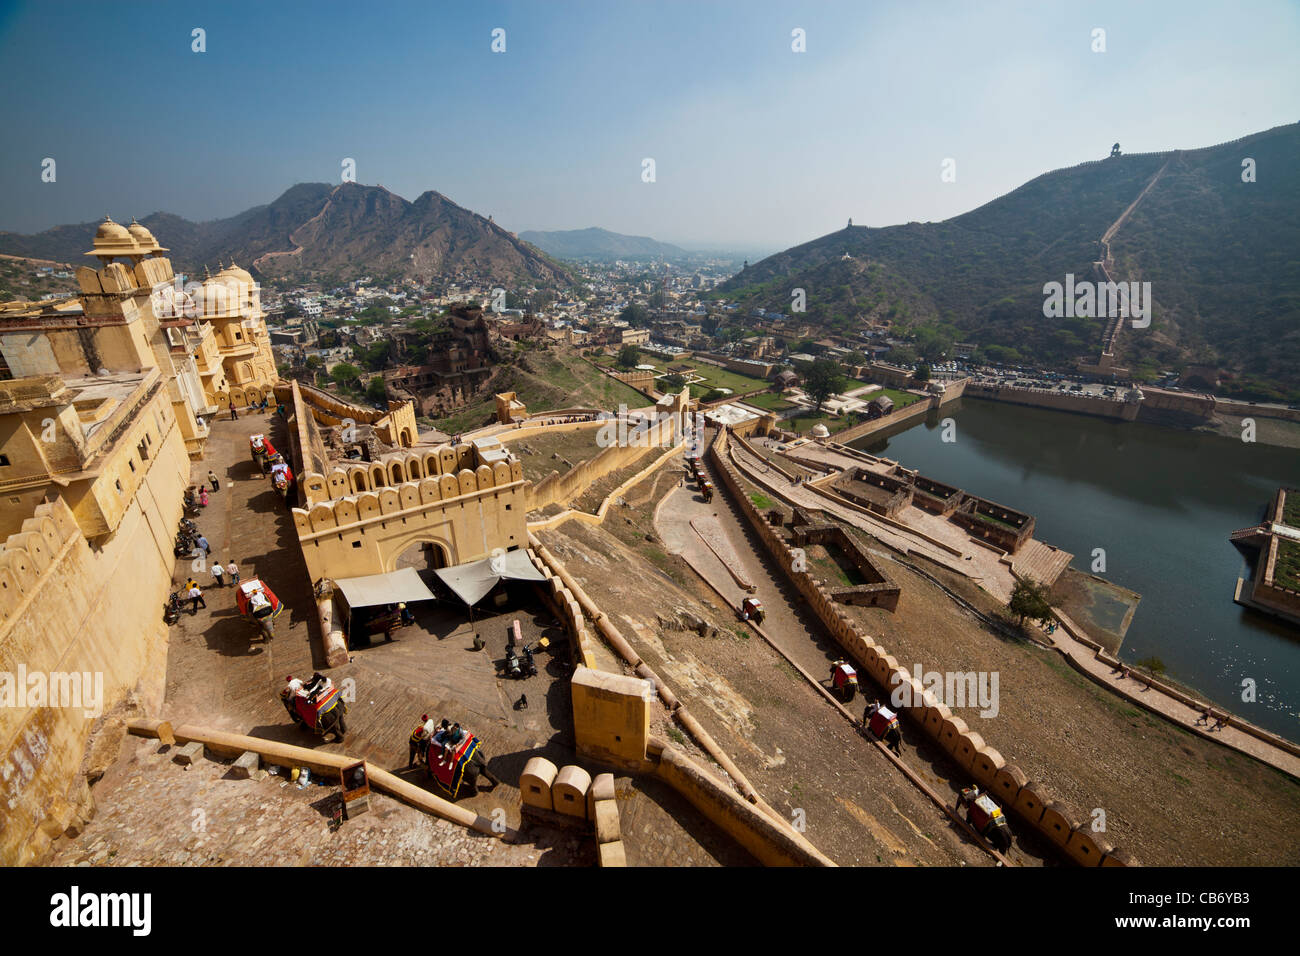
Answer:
[{"left": 0, "top": 499, "right": 80, "bottom": 629}]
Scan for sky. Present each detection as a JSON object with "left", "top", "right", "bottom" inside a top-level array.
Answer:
[{"left": 0, "top": 0, "right": 1296, "bottom": 252}]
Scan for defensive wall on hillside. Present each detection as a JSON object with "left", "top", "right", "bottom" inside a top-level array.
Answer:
[
  {"left": 708, "top": 425, "right": 1135, "bottom": 866},
  {"left": 522, "top": 414, "right": 680, "bottom": 515}
]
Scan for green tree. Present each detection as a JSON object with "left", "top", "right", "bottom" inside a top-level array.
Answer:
[
  {"left": 331, "top": 363, "right": 362, "bottom": 389},
  {"left": 804, "top": 359, "right": 844, "bottom": 413},
  {"left": 617, "top": 344, "right": 642, "bottom": 368},
  {"left": 366, "top": 375, "right": 388, "bottom": 404},
  {"left": 913, "top": 363, "right": 931, "bottom": 382},
  {"left": 1009, "top": 579, "right": 1052, "bottom": 626},
  {"left": 360, "top": 339, "right": 393, "bottom": 371},
  {"left": 619, "top": 303, "right": 651, "bottom": 328},
  {"left": 662, "top": 372, "right": 687, "bottom": 389}
]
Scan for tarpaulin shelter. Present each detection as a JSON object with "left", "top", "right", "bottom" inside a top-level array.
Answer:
[
  {"left": 433, "top": 550, "right": 546, "bottom": 606},
  {"left": 333, "top": 567, "right": 438, "bottom": 609}
]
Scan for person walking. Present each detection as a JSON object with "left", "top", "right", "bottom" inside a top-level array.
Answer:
[
  {"left": 199, "top": 486, "right": 209, "bottom": 507},
  {"left": 229, "top": 402, "right": 238, "bottom": 421},
  {"left": 195, "top": 533, "right": 210, "bottom": 556},
  {"left": 211, "top": 562, "right": 225, "bottom": 587},
  {"left": 187, "top": 583, "right": 206, "bottom": 614},
  {"left": 227, "top": 560, "right": 240, "bottom": 587},
  {"left": 208, "top": 469, "right": 220, "bottom": 492}
]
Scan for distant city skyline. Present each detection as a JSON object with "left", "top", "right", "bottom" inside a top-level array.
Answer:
[{"left": 1, "top": 0, "right": 1297, "bottom": 250}]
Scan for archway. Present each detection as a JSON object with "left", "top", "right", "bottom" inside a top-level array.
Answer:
[{"left": 393, "top": 538, "right": 451, "bottom": 573}]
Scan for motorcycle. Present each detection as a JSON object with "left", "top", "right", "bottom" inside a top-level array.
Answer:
[
  {"left": 503, "top": 642, "right": 538, "bottom": 680},
  {"left": 178, "top": 517, "right": 198, "bottom": 534},
  {"left": 163, "top": 591, "right": 185, "bottom": 625}
]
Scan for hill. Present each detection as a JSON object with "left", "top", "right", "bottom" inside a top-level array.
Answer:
[
  {"left": 719, "top": 123, "right": 1300, "bottom": 397},
  {"left": 0, "top": 182, "right": 572, "bottom": 287},
  {"left": 518, "top": 226, "right": 688, "bottom": 262}
]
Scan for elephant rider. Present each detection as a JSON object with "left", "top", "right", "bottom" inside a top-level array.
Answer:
[
  {"left": 431, "top": 719, "right": 465, "bottom": 761},
  {"left": 303, "top": 672, "right": 331, "bottom": 699},
  {"left": 282, "top": 675, "right": 306, "bottom": 700},
  {"left": 863, "top": 699, "right": 880, "bottom": 726},
  {"left": 409, "top": 714, "right": 436, "bottom": 768}
]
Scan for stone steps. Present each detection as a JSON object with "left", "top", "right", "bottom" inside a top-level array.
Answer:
[{"left": 1011, "top": 540, "right": 1073, "bottom": 588}]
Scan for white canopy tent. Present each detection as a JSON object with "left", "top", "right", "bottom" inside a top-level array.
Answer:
[
  {"left": 333, "top": 567, "right": 439, "bottom": 610},
  {"left": 434, "top": 550, "right": 546, "bottom": 606}
]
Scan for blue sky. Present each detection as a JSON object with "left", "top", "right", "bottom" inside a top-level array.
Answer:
[{"left": 0, "top": 0, "right": 1296, "bottom": 251}]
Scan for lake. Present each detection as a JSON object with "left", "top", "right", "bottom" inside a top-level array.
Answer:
[{"left": 855, "top": 397, "right": 1300, "bottom": 743}]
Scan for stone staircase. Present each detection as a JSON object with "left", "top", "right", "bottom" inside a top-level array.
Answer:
[
  {"left": 1010, "top": 539, "right": 1074, "bottom": 588},
  {"left": 1228, "top": 524, "right": 1268, "bottom": 549}
]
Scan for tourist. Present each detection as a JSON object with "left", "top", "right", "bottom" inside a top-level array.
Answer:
[
  {"left": 1197, "top": 705, "right": 1211, "bottom": 726},
  {"left": 187, "top": 583, "right": 206, "bottom": 614},
  {"left": 227, "top": 560, "right": 240, "bottom": 587},
  {"left": 199, "top": 486, "right": 209, "bottom": 507},
  {"left": 211, "top": 562, "right": 225, "bottom": 587},
  {"left": 229, "top": 403, "right": 238, "bottom": 421},
  {"left": 208, "top": 469, "right": 220, "bottom": 492},
  {"left": 1214, "top": 713, "right": 1228, "bottom": 731},
  {"left": 195, "top": 533, "right": 210, "bottom": 555}
]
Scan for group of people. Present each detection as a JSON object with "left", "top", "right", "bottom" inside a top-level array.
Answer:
[
  {"left": 229, "top": 396, "right": 272, "bottom": 421},
  {"left": 1196, "top": 705, "right": 1230, "bottom": 732},
  {"left": 209, "top": 559, "right": 241, "bottom": 589},
  {"left": 407, "top": 715, "right": 467, "bottom": 768}
]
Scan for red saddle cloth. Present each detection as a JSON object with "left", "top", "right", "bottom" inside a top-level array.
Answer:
[
  {"left": 294, "top": 686, "right": 340, "bottom": 728},
  {"left": 428, "top": 732, "right": 480, "bottom": 795}
]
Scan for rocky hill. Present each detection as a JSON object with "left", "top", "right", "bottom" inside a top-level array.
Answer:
[
  {"left": 0, "top": 182, "right": 572, "bottom": 287},
  {"left": 720, "top": 123, "right": 1300, "bottom": 397}
]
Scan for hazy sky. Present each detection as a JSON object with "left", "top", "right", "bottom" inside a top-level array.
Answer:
[{"left": 1, "top": 0, "right": 1296, "bottom": 251}]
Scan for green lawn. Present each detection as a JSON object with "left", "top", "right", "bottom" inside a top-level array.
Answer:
[
  {"left": 784, "top": 410, "right": 849, "bottom": 435},
  {"left": 878, "top": 387, "right": 922, "bottom": 408},
  {"left": 1275, "top": 540, "right": 1300, "bottom": 591},
  {"left": 743, "top": 391, "right": 798, "bottom": 412},
  {"left": 1282, "top": 492, "right": 1300, "bottom": 528},
  {"left": 591, "top": 349, "right": 770, "bottom": 397}
]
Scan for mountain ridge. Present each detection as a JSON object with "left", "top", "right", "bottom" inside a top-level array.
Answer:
[
  {"left": 719, "top": 122, "right": 1300, "bottom": 396},
  {"left": 0, "top": 182, "right": 572, "bottom": 286}
]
